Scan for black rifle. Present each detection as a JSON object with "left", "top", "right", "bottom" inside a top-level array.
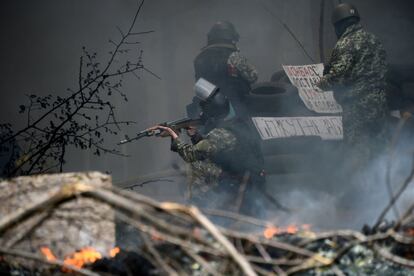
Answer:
[{"left": 118, "top": 118, "right": 202, "bottom": 145}]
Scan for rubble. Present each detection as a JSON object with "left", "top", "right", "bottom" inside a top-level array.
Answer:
[{"left": 0, "top": 172, "right": 413, "bottom": 275}]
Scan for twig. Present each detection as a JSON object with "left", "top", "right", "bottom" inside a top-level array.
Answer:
[
  {"left": 202, "top": 208, "right": 273, "bottom": 228},
  {"left": 221, "top": 229, "right": 330, "bottom": 263},
  {"left": 273, "top": 265, "right": 287, "bottom": 276},
  {"left": 373, "top": 244, "right": 414, "bottom": 268},
  {"left": 115, "top": 211, "right": 222, "bottom": 256},
  {"left": 286, "top": 231, "right": 392, "bottom": 275},
  {"left": 140, "top": 232, "right": 179, "bottom": 276},
  {"left": 130, "top": 30, "right": 155, "bottom": 35},
  {"left": 122, "top": 178, "right": 174, "bottom": 190},
  {"left": 395, "top": 203, "right": 414, "bottom": 230},
  {"left": 298, "top": 229, "right": 367, "bottom": 246},
  {"left": 385, "top": 116, "right": 409, "bottom": 219},
  {"left": 257, "top": 0, "right": 315, "bottom": 63},
  {"left": 255, "top": 243, "right": 287, "bottom": 275},
  {"left": 251, "top": 263, "right": 276, "bottom": 276},
  {"left": 115, "top": 169, "right": 183, "bottom": 189},
  {"left": 244, "top": 256, "right": 302, "bottom": 266},
  {"left": 255, "top": 243, "right": 272, "bottom": 263},
  {"left": 182, "top": 247, "right": 221, "bottom": 276},
  {"left": 331, "top": 266, "right": 346, "bottom": 276},
  {"left": 160, "top": 202, "right": 258, "bottom": 276},
  {"left": 4, "top": 211, "right": 51, "bottom": 248},
  {"left": 142, "top": 66, "right": 162, "bottom": 80},
  {"left": 374, "top": 154, "right": 414, "bottom": 229},
  {"left": 235, "top": 171, "right": 250, "bottom": 212}
]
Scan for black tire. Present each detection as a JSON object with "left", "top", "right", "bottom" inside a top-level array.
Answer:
[
  {"left": 244, "top": 82, "right": 307, "bottom": 115},
  {"left": 270, "top": 70, "right": 290, "bottom": 84},
  {"left": 250, "top": 81, "right": 294, "bottom": 96}
]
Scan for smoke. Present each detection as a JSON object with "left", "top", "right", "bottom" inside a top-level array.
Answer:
[
  {"left": 259, "top": 126, "right": 414, "bottom": 231},
  {"left": 1, "top": 0, "right": 414, "bottom": 232}
]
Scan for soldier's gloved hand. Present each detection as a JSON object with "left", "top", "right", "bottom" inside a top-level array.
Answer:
[
  {"left": 146, "top": 125, "right": 179, "bottom": 140},
  {"left": 186, "top": 126, "right": 198, "bottom": 137},
  {"left": 402, "top": 111, "right": 413, "bottom": 120}
]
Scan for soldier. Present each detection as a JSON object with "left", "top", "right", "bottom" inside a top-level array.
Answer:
[
  {"left": 192, "top": 21, "right": 258, "bottom": 118},
  {"left": 317, "top": 3, "right": 389, "bottom": 160},
  {"left": 148, "top": 79, "right": 265, "bottom": 216}
]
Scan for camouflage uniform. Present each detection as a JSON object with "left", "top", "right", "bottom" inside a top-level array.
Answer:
[
  {"left": 227, "top": 51, "right": 258, "bottom": 84},
  {"left": 171, "top": 128, "right": 237, "bottom": 197},
  {"left": 318, "top": 23, "right": 388, "bottom": 159},
  {"left": 172, "top": 128, "right": 237, "bottom": 164},
  {"left": 171, "top": 119, "right": 265, "bottom": 211}
]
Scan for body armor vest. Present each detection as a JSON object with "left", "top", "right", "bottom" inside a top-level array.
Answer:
[
  {"left": 194, "top": 44, "right": 251, "bottom": 117},
  {"left": 211, "top": 119, "right": 264, "bottom": 178}
]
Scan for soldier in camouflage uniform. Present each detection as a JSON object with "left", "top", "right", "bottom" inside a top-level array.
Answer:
[
  {"left": 317, "top": 3, "right": 388, "bottom": 160},
  {"left": 192, "top": 20, "right": 258, "bottom": 118},
  {"left": 148, "top": 79, "right": 265, "bottom": 214}
]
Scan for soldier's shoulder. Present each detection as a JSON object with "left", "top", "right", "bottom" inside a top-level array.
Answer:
[
  {"left": 206, "top": 128, "right": 237, "bottom": 144},
  {"left": 350, "top": 27, "right": 380, "bottom": 43},
  {"left": 227, "top": 51, "right": 247, "bottom": 64},
  {"left": 207, "top": 127, "right": 236, "bottom": 140},
  {"left": 336, "top": 28, "right": 370, "bottom": 51},
  {"left": 227, "top": 51, "right": 258, "bottom": 83}
]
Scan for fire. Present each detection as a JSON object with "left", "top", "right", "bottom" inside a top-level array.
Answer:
[
  {"left": 40, "top": 246, "right": 57, "bottom": 262},
  {"left": 40, "top": 246, "right": 121, "bottom": 270},
  {"left": 263, "top": 224, "right": 311, "bottom": 239},
  {"left": 109, "top": 247, "right": 120, "bottom": 258},
  {"left": 63, "top": 247, "right": 102, "bottom": 270}
]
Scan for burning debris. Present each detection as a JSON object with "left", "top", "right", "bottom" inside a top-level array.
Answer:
[{"left": 0, "top": 172, "right": 413, "bottom": 275}]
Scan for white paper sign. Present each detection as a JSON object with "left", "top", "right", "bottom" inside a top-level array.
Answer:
[
  {"left": 252, "top": 116, "right": 343, "bottom": 140},
  {"left": 283, "top": 64, "right": 342, "bottom": 114}
]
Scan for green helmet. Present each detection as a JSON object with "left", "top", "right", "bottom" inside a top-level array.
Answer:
[
  {"left": 331, "top": 3, "right": 360, "bottom": 25},
  {"left": 207, "top": 21, "right": 240, "bottom": 44}
]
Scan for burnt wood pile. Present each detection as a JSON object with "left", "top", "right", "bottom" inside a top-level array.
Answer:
[{"left": 0, "top": 172, "right": 413, "bottom": 275}]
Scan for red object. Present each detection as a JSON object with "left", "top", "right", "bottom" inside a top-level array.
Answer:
[{"left": 227, "top": 64, "right": 238, "bottom": 77}]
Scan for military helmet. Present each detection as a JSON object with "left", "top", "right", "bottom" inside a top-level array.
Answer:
[
  {"left": 207, "top": 21, "right": 240, "bottom": 43},
  {"left": 194, "top": 78, "right": 230, "bottom": 121},
  {"left": 331, "top": 3, "right": 360, "bottom": 25}
]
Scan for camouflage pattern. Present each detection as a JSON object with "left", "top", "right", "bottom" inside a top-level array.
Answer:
[
  {"left": 318, "top": 23, "right": 388, "bottom": 155},
  {"left": 227, "top": 51, "right": 258, "bottom": 84},
  {"left": 187, "top": 160, "right": 221, "bottom": 198},
  {"left": 171, "top": 127, "right": 237, "bottom": 194},
  {"left": 172, "top": 128, "right": 237, "bottom": 163}
]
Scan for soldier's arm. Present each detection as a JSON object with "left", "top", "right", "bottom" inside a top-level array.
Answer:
[
  {"left": 318, "top": 40, "right": 354, "bottom": 90},
  {"left": 228, "top": 52, "right": 258, "bottom": 84},
  {"left": 171, "top": 128, "right": 236, "bottom": 163}
]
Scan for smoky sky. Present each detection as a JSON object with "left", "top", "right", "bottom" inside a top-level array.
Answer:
[{"left": 1, "top": 0, "right": 414, "bottom": 229}]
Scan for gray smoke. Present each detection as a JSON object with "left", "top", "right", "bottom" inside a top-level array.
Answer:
[{"left": 1, "top": 0, "right": 414, "bottom": 231}]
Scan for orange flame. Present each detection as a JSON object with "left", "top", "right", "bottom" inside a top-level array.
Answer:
[
  {"left": 40, "top": 247, "right": 57, "bottom": 262},
  {"left": 40, "top": 246, "right": 121, "bottom": 271},
  {"left": 109, "top": 247, "right": 120, "bottom": 258},
  {"left": 264, "top": 226, "right": 280, "bottom": 239},
  {"left": 63, "top": 247, "right": 102, "bottom": 270},
  {"left": 263, "top": 224, "right": 311, "bottom": 239}
]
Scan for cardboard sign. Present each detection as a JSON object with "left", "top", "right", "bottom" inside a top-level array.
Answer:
[
  {"left": 252, "top": 116, "right": 343, "bottom": 140},
  {"left": 283, "top": 64, "right": 342, "bottom": 114}
]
